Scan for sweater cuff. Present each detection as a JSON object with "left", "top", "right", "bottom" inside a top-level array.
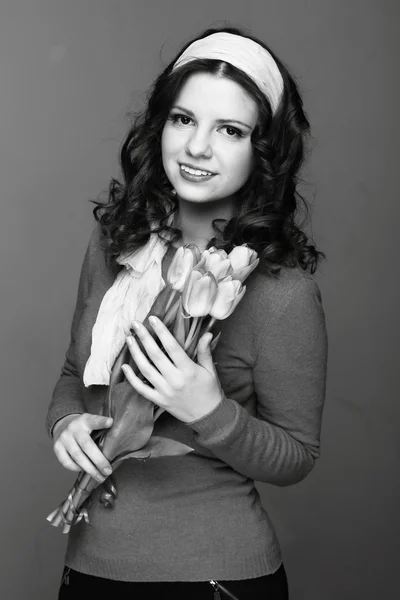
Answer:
[{"left": 187, "top": 393, "right": 241, "bottom": 447}]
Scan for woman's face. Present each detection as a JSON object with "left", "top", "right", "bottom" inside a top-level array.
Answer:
[{"left": 161, "top": 72, "right": 258, "bottom": 206}]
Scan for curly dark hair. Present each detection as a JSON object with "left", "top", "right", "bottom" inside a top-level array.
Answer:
[{"left": 93, "top": 26, "right": 325, "bottom": 275}]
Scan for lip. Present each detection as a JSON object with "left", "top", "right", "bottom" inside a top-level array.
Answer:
[
  {"left": 179, "top": 162, "right": 216, "bottom": 175},
  {"left": 179, "top": 169, "right": 216, "bottom": 184}
]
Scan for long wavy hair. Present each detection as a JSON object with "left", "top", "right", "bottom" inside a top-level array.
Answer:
[{"left": 93, "top": 26, "right": 325, "bottom": 275}]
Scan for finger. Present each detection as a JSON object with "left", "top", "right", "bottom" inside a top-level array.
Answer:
[
  {"left": 121, "top": 363, "right": 161, "bottom": 405},
  {"left": 84, "top": 414, "right": 113, "bottom": 431},
  {"left": 147, "top": 316, "right": 191, "bottom": 368},
  {"left": 64, "top": 438, "right": 108, "bottom": 483},
  {"left": 126, "top": 334, "right": 169, "bottom": 392},
  {"left": 76, "top": 432, "right": 113, "bottom": 476},
  {"left": 53, "top": 443, "right": 81, "bottom": 472},
  {"left": 130, "top": 322, "right": 178, "bottom": 379}
]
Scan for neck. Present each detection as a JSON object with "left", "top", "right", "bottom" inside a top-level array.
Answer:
[{"left": 173, "top": 196, "right": 234, "bottom": 251}]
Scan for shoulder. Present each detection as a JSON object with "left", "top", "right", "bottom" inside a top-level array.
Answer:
[
  {"left": 86, "top": 222, "right": 106, "bottom": 259},
  {"left": 216, "top": 263, "right": 326, "bottom": 368},
  {"left": 224, "top": 263, "right": 325, "bottom": 348},
  {"left": 245, "top": 265, "right": 327, "bottom": 360},
  {"left": 85, "top": 223, "right": 118, "bottom": 269},
  {"left": 81, "top": 223, "right": 119, "bottom": 283},
  {"left": 245, "top": 263, "right": 323, "bottom": 322}
]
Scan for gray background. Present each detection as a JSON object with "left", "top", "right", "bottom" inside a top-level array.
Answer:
[{"left": 0, "top": 1, "right": 398, "bottom": 598}]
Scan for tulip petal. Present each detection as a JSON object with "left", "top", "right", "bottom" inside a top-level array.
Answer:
[
  {"left": 182, "top": 270, "right": 202, "bottom": 313},
  {"left": 228, "top": 245, "right": 258, "bottom": 276},
  {"left": 186, "top": 272, "right": 218, "bottom": 317},
  {"left": 233, "top": 258, "right": 260, "bottom": 282},
  {"left": 168, "top": 247, "right": 197, "bottom": 291}
]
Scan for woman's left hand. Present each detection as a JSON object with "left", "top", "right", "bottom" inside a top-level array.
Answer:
[{"left": 122, "top": 316, "right": 224, "bottom": 423}]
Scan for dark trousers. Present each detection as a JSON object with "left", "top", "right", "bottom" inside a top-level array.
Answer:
[{"left": 58, "top": 563, "right": 289, "bottom": 599}]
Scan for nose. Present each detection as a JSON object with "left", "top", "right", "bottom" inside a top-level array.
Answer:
[{"left": 185, "top": 127, "right": 213, "bottom": 159}]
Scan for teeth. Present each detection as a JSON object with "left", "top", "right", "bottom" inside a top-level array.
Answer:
[{"left": 181, "top": 165, "right": 213, "bottom": 176}]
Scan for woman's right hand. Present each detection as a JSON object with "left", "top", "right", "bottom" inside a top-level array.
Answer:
[{"left": 52, "top": 413, "right": 114, "bottom": 483}]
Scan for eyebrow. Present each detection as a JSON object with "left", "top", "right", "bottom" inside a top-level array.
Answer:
[{"left": 171, "top": 105, "right": 252, "bottom": 130}]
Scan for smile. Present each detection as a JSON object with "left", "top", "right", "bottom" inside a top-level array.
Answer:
[
  {"left": 179, "top": 164, "right": 216, "bottom": 183},
  {"left": 180, "top": 164, "right": 215, "bottom": 176}
]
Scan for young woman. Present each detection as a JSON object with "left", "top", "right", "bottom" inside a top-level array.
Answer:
[{"left": 47, "top": 26, "right": 328, "bottom": 600}]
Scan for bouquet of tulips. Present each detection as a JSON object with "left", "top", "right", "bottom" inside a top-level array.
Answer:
[{"left": 47, "top": 243, "right": 259, "bottom": 533}]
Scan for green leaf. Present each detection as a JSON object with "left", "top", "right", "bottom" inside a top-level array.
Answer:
[
  {"left": 111, "top": 436, "right": 193, "bottom": 467},
  {"left": 173, "top": 297, "right": 186, "bottom": 348},
  {"left": 163, "top": 298, "right": 180, "bottom": 327},
  {"left": 211, "top": 331, "right": 222, "bottom": 351},
  {"left": 144, "top": 283, "right": 174, "bottom": 322},
  {"left": 102, "top": 382, "right": 155, "bottom": 462}
]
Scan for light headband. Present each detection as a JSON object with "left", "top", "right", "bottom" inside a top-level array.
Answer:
[{"left": 171, "top": 32, "right": 284, "bottom": 115}]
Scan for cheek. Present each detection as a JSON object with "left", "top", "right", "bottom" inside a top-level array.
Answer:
[
  {"left": 161, "top": 127, "right": 183, "bottom": 158},
  {"left": 161, "top": 128, "right": 173, "bottom": 156},
  {"left": 229, "top": 148, "right": 254, "bottom": 181}
]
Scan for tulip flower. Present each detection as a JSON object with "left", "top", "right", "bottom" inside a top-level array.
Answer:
[
  {"left": 228, "top": 245, "right": 259, "bottom": 282},
  {"left": 181, "top": 270, "right": 218, "bottom": 317},
  {"left": 209, "top": 276, "right": 247, "bottom": 320},
  {"left": 47, "top": 242, "right": 259, "bottom": 534},
  {"left": 166, "top": 244, "right": 200, "bottom": 291},
  {"left": 201, "top": 247, "right": 233, "bottom": 281}
]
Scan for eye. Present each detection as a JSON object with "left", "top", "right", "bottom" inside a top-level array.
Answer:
[
  {"left": 169, "top": 113, "right": 193, "bottom": 126},
  {"left": 221, "top": 126, "right": 244, "bottom": 139}
]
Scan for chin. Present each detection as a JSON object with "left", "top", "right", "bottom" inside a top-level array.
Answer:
[
  {"left": 173, "top": 184, "right": 210, "bottom": 201},
  {"left": 177, "top": 192, "right": 218, "bottom": 204}
]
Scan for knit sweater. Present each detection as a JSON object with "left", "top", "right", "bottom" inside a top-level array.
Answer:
[{"left": 46, "top": 224, "right": 328, "bottom": 582}]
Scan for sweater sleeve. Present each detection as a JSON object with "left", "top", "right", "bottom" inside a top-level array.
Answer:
[
  {"left": 45, "top": 226, "right": 99, "bottom": 438},
  {"left": 188, "top": 277, "right": 328, "bottom": 486}
]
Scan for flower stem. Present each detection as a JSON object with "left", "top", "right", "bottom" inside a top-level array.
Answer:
[
  {"left": 203, "top": 316, "right": 217, "bottom": 335},
  {"left": 184, "top": 316, "right": 199, "bottom": 350},
  {"left": 48, "top": 470, "right": 98, "bottom": 532},
  {"left": 185, "top": 317, "right": 207, "bottom": 358},
  {"left": 190, "top": 317, "right": 218, "bottom": 362},
  {"left": 62, "top": 473, "right": 91, "bottom": 524}
]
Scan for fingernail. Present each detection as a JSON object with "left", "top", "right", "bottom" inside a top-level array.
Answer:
[
  {"left": 132, "top": 321, "right": 141, "bottom": 331},
  {"left": 104, "top": 467, "right": 112, "bottom": 476},
  {"left": 149, "top": 316, "right": 157, "bottom": 326}
]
